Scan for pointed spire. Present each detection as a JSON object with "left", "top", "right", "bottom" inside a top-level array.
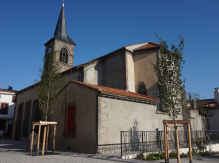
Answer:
[{"left": 54, "top": 4, "right": 76, "bottom": 45}]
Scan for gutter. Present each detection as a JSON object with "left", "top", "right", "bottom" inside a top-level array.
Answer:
[{"left": 98, "top": 92, "right": 158, "bottom": 105}]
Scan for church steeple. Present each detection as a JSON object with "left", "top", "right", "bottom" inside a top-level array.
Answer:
[
  {"left": 54, "top": 3, "right": 76, "bottom": 45},
  {"left": 44, "top": 3, "right": 76, "bottom": 73}
]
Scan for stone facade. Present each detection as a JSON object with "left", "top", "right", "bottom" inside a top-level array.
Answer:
[
  {"left": 97, "top": 96, "right": 183, "bottom": 146},
  {"left": 50, "top": 82, "right": 98, "bottom": 153},
  {"left": 183, "top": 109, "right": 206, "bottom": 131},
  {"left": 12, "top": 81, "right": 179, "bottom": 153},
  {"left": 12, "top": 86, "right": 38, "bottom": 140},
  {"left": 133, "top": 48, "right": 159, "bottom": 98},
  {"left": 81, "top": 46, "right": 159, "bottom": 97},
  {"left": 44, "top": 38, "right": 75, "bottom": 73}
]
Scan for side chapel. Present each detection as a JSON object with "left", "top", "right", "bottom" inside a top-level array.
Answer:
[{"left": 12, "top": 4, "right": 204, "bottom": 153}]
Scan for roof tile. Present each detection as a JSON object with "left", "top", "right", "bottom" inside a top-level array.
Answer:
[
  {"left": 71, "top": 80, "right": 159, "bottom": 102},
  {"left": 135, "top": 42, "right": 159, "bottom": 51},
  {"left": 0, "top": 88, "right": 17, "bottom": 93}
]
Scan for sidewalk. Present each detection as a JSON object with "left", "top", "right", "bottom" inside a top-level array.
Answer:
[{"left": 1, "top": 139, "right": 219, "bottom": 163}]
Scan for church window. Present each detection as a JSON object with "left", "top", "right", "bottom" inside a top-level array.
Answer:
[
  {"left": 0, "top": 103, "right": 9, "bottom": 114},
  {"left": 60, "top": 48, "right": 68, "bottom": 63},
  {"left": 137, "top": 82, "right": 147, "bottom": 96},
  {"left": 65, "top": 106, "right": 75, "bottom": 134}
]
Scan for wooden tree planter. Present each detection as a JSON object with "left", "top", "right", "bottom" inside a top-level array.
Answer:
[
  {"left": 30, "top": 121, "right": 57, "bottom": 156},
  {"left": 163, "top": 120, "right": 192, "bottom": 163}
]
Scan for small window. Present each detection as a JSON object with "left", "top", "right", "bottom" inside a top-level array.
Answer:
[
  {"left": 0, "top": 103, "right": 9, "bottom": 114},
  {"left": 137, "top": 82, "right": 147, "bottom": 96},
  {"left": 60, "top": 48, "right": 68, "bottom": 63},
  {"left": 65, "top": 106, "right": 75, "bottom": 134}
]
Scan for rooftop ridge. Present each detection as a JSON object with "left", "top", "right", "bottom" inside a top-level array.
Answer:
[
  {"left": 134, "top": 41, "right": 160, "bottom": 51},
  {"left": 133, "top": 42, "right": 148, "bottom": 50}
]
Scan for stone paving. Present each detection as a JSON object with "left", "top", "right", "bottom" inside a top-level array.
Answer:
[{"left": 1, "top": 139, "right": 219, "bottom": 163}]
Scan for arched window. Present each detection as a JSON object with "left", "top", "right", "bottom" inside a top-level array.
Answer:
[
  {"left": 60, "top": 48, "right": 68, "bottom": 63},
  {"left": 137, "top": 82, "right": 147, "bottom": 95}
]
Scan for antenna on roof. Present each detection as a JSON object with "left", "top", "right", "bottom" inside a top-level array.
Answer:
[{"left": 63, "top": 0, "right": 64, "bottom": 7}]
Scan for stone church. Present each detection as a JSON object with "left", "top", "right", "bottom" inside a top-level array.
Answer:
[{"left": 12, "top": 4, "right": 204, "bottom": 153}]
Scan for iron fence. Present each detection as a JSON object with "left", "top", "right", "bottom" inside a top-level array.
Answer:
[{"left": 120, "top": 130, "right": 219, "bottom": 156}]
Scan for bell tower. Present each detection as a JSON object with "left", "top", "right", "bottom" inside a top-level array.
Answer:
[{"left": 44, "top": 3, "right": 76, "bottom": 73}]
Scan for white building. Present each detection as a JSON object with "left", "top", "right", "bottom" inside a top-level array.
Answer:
[{"left": 0, "top": 88, "right": 17, "bottom": 138}]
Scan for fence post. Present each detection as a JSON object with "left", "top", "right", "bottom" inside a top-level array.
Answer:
[
  {"left": 142, "top": 131, "right": 144, "bottom": 151},
  {"left": 160, "top": 131, "right": 163, "bottom": 151},
  {"left": 214, "top": 131, "right": 216, "bottom": 144},
  {"left": 156, "top": 128, "right": 160, "bottom": 150},
  {"left": 206, "top": 131, "right": 209, "bottom": 145},
  {"left": 121, "top": 131, "right": 122, "bottom": 156}
]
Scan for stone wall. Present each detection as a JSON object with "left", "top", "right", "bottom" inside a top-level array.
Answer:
[
  {"left": 190, "top": 110, "right": 206, "bottom": 131},
  {"left": 47, "top": 38, "right": 75, "bottom": 73},
  {"left": 103, "top": 52, "right": 126, "bottom": 90},
  {"left": 12, "top": 87, "right": 37, "bottom": 140},
  {"left": 125, "top": 51, "right": 135, "bottom": 92},
  {"left": 183, "top": 109, "right": 206, "bottom": 131},
  {"left": 97, "top": 96, "right": 183, "bottom": 145},
  {"left": 83, "top": 52, "right": 126, "bottom": 90},
  {"left": 133, "top": 49, "right": 158, "bottom": 98},
  {"left": 83, "top": 61, "right": 100, "bottom": 85},
  {"left": 50, "top": 82, "right": 98, "bottom": 153},
  {"left": 208, "top": 109, "right": 219, "bottom": 130}
]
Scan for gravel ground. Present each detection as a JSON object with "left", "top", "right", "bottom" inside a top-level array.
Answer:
[{"left": 1, "top": 139, "right": 219, "bottom": 163}]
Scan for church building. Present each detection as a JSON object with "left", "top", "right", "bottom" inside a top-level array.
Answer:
[{"left": 12, "top": 4, "right": 204, "bottom": 153}]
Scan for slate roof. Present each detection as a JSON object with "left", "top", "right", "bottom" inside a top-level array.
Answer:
[
  {"left": 71, "top": 80, "right": 160, "bottom": 102},
  {"left": 54, "top": 4, "right": 76, "bottom": 45}
]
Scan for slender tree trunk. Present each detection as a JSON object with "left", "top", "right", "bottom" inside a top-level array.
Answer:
[{"left": 45, "top": 77, "right": 51, "bottom": 121}]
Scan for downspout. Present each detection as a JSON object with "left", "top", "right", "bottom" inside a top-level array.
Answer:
[{"left": 207, "top": 106, "right": 210, "bottom": 130}]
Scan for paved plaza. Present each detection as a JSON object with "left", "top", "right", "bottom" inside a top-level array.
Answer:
[{"left": 1, "top": 139, "right": 219, "bottom": 163}]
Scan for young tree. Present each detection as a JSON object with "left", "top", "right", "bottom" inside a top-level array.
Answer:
[
  {"left": 154, "top": 34, "right": 185, "bottom": 120},
  {"left": 34, "top": 45, "right": 67, "bottom": 121}
]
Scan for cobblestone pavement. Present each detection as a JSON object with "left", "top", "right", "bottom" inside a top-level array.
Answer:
[{"left": 1, "top": 139, "right": 219, "bottom": 163}]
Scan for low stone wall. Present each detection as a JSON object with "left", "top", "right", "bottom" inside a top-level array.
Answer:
[
  {"left": 122, "top": 144, "right": 219, "bottom": 159},
  {"left": 179, "top": 144, "right": 219, "bottom": 154}
]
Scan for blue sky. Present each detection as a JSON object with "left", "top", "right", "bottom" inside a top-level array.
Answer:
[{"left": 0, "top": 0, "right": 218, "bottom": 99}]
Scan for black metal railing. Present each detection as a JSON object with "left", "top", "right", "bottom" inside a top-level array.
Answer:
[{"left": 120, "top": 130, "right": 219, "bottom": 156}]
